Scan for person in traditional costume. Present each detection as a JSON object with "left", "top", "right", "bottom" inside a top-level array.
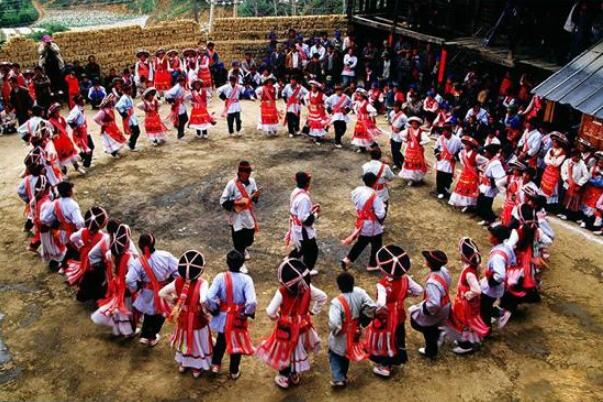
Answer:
[
  {"left": 362, "top": 147, "right": 394, "bottom": 212},
  {"left": 497, "top": 205, "right": 547, "bottom": 329},
  {"left": 449, "top": 135, "right": 482, "bottom": 210},
  {"left": 580, "top": 152, "right": 603, "bottom": 229},
  {"left": 388, "top": 101, "right": 407, "bottom": 170},
  {"left": 67, "top": 95, "right": 94, "bottom": 167},
  {"left": 340, "top": 172, "right": 387, "bottom": 272},
  {"left": 476, "top": 143, "right": 507, "bottom": 226},
  {"left": 114, "top": 82, "right": 140, "bottom": 151},
  {"left": 206, "top": 250, "right": 257, "bottom": 380},
  {"left": 434, "top": 122, "right": 462, "bottom": 199},
  {"left": 18, "top": 153, "right": 44, "bottom": 248},
  {"left": 159, "top": 250, "right": 213, "bottom": 378},
  {"left": 29, "top": 176, "right": 56, "bottom": 259},
  {"left": 558, "top": 150, "right": 591, "bottom": 221},
  {"left": 165, "top": 75, "right": 189, "bottom": 140},
  {"left": 134, "top": 49, "right": 153, "bottom": 96},
  {"left": 26, "top": 123, "right": 63, "bottom": 192},
  {"left": 282, "top": 76, "right": 308, "bottom": 138},
  {"left": 197, "top": 46, "right": 213, "bottom": 90},
  {"left": 167, "top": 49, "right": 183, "bottom": 85},
  {"left": 40, "top": 181, "right": 85, "bottom": 271},
  {"left": 93, "top": 95, "right": 127, "bottom": 157},
  {"left": 351, "top": 88, "right": 382, "bottom": 152},
  {"left": 220, "top": 161, "right": 262, "bottom": 263},
  {"left": 409, "top": 250, "right": 451, "bottom": 359},
  {"left": 18, "top": 104, "right": 47, "bottom": 143},
  {"left": 217, "top": 75, "right": 243, "bottom": 137},
  {"left": 303, "top": 80, "right": 329, "bottom": 145},
  {"left": 480, "top": 224, "right": 515, "bottom": 334},
  {"left": 399, "top": 116, "right": 430, "bottom": 186},
  {"left": 152, "top": 49, "right": 171, "bottom": 95},
  {"left": 539, "top": 131, "right": 567, "bottom": 208},
  {"left": 366, "top": 245, "right": 423, "bottom": 377},
  {"left": 126, "top": 233, "right": 179, "bottom": 347},
  {"left": 256, "top": 258, "right": 327, "bottom": 389},
  {"left": 446, "top": 237, "right": 489, "bottom": 355},
  {"left": 328, "top": 272, "right": 375, "bottom": 388},
  {"left": 91, "top": 223, "right": 138, "bottom": 337},
  {"left": 65, "top": 206, "right": 108, "bottom": 287},
  {"left": 576, "top": 138, "right": 597, "bottom": 169},
  {"left": 187, "top": 78, "right": 215, "bottom": 139},
  {"left": 517, "top": 118, "right": 543, "bottom": 169},
  {"left": 500, "top": 161, "right": 526, "bottom": 226},
  {"left": 326, "top": 84, "right": 352, "bottom": 148},
  {"left": 138, "top": 87, "right": 168, "bottom": 145},
  {"left": 255, "top": 76, "right": 280, "bottom": 136},
  {"left": 47, "top": 103, "right": 85, "bottom": 175},
  {"left": 285, "top": 172, "right": 321, "bottom": 276}
]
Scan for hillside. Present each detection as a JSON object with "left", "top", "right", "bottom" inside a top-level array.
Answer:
[{"left": 0, "top": 0, "right": 39, "bottom": 27}]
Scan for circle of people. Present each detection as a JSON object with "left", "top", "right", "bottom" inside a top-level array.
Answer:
[{"left": 13, "top": 38, "right": 603, "bottom": 391}]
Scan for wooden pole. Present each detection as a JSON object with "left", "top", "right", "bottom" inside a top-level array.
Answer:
[
  {"left": 209, "top": 0, "right": 215, "bottom": 34},
  {"left": 193, "top": 0, "right": 199, "bottom": 22},
  {"left": 233, "top": 1, "right": 238, "bottom": 18}
]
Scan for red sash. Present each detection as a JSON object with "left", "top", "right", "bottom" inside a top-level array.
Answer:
[
  {"left": 283, "top": 86, "right": 302, "bottom": 125},
  {"left": 222, "top": 272, "right": 255, "bottom": 355},
  {"left": 99, "top": 252, "right": 132, "bottom": 316},
  {"left": 53, "top": 199, "right": 77, "bottom": 236},
  {"left": 373, "top": 163, "right": 386, "bottom": 191},
  {"left": 285, "top": 189, "right": 308, "bottom": 247},
  {"left": 439, "top": 137, "right": 456, "bottom": 172},
  {"left": 137, "top": 62, "right": 150, "bottom": 79},
  {"left": 234, "top": 179, "right": 259, "bottom": 232},
  {"left": 65, "top": 229, "right": 103, "bottom": 286},
  {"left": 170, "top": 278, "right": 207, "bottom": 355},
  {"left": 337, "top": 295, "right": 367, "bottom": 362},
  {"left": 332, "top": 94, "right": 348, "bottom": 114},
  {"left": 222, "top": 85, "right": 240, "bottom": 117},
  {"left": 139, "top": 255, "right": 171, "bottom": 316},
  {"left": 427, "top": 273, "right": 450, "bottom": 306},
  {"left": 342, "top": 192, "right": 378, "bottom": 245}
]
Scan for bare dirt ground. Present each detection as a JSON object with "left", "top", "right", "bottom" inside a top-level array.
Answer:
[{"left": 0, "top": 97, "right": 602, "bottom": 402}]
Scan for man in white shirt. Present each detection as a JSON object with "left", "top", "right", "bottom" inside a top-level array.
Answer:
[
  {"left": 287, "top": 172, "right": 321, "bottom": 275},
  {"left": 220, "top": 161, "right": 262, "bottom": 262},
  {"left": 388, "top": 101, "right": 407, "bottom": 170},
  {"left": 164, "top": 75, "right": 188, "bottom": 139},
  {"left": 325, "top": 85, "right": 352, "bottom": 148},
  {"left": 341, "top": 172, "right": 387, "bottom": 272},
  {"left": 434, "top": 123, "right": 463, "bottom": 199},
  {"left": 341, "top": 48, "right": 357, "bottom": 87},
  {"left": 477, "top": 144, "right": 507, "bottom": 226},
  {"left": 217, "top": 75, "right": 243, "bottom": 136},
  {"left": 464, "top": 103, "right": 489, "bottom": 126},
  {"left": 558, "top": 150, "right": 591, "bottom": 221},
  {"left": 281, "top": 76, "right": 308, "bottom": 137},
  {"left": 362, "top": 147, "right": 395, "bottom": 211}
]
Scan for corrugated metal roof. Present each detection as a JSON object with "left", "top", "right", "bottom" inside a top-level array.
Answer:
[{"left": 532, "top": 40, "right": 603, "bottom": 119}]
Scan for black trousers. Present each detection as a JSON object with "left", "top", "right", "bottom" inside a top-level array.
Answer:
[
  {"left": 128, "top": 125, "right": 140, "bottom": 150},
  {"left": 140, "top": 313, "right": 165, "bottom": 340},
  {"left": 227, "top": 112, "right": 242, "bottom": 134},
  {"left": 17, "top": 113, "right": 29, "bottom": 125},
  {"left": 436, "top": 170, "right": 454, "bottom": 197},
  {"left": 347, "top": 233, "right": 383, "bottom": 267},
  {"left": 176, "top": 113, "right": 189, "bottom": 139},
  {"left": 212, "top": 332, "right": 241, "bottom": 374},
  {"left": 500, "top": 289, "right": 541, "bottom": 314},
  {"left": 476, "top": 194, "right": 496, "bottom": 223},
  {"left": 370, "top": 323, "right": 407, "bottom": 366},
  {"left": 410, "top": 317, "right": 440, "bottom": 359},
  {"left": 333, "top": 121, "right": 347, "bottom": 145},
  {"left": 480, "top": 294, "right": 497, "bottom": 334},
  {"left": 390, "top": 139, "right": 403, "bottom": 169},
  {"left": 286, "top": 112, "right": 300, "bottom": 135},
  {"left": 288, "top": 235, "right": 318, "bottom": 270},
  {"left": 81, "top": 134, "right": 95, "bottom": 168},
  {"left": 232, "top": 227, "right": 255, "bottom": 254}
]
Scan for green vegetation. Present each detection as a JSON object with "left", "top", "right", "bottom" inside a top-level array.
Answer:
[
  {"left": 237, "top": 0, "right": 344, "bottom": 17},
  {"left": 0, "top": 0, "right": 39, "bottom": 27},
  {"left": 26, "top": 21, "right": 69, "bottom": 40},
  {"left": 42, "top": 0, "right": 156, "bottom": 13}
]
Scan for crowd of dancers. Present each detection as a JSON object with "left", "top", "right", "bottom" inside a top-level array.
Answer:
[{"left": 11, "top": 34, "right": 603, "bottom": 390}]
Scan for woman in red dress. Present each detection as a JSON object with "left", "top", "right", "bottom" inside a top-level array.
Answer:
[
  {"left": 153, "top": 49, "right": 172, "bottom": 93},
  {"left": 540, "top": 132, "right": 567, "bottom": 207},
  {"left": 581, "top": 153, "right": 603, "bottom": 228},
  {"left": 446, "top": 237, "right": 489, "bottom": 354},
  {"left": 304, "top": 80, "right": 330, "bottom": 145},
  {"left": 197, "top": 48, "right": 213, "bottom": 90},
  {"left": 138, "top": 87, "right": 168, "bottom": 145},
  {"left": 399, "top": 116, "right": 429, "bottom": 185},
  {"left": 47, "top": 103, "right": 85, "bottom": 174},
  {"left": 255, "top": 258, "right": 326, "bottom": 389},
  {"left": 449, "top": 136, "right": 482, "bottom": 209},
  {"left": 501, "top": 161, "right": 525, "bottom": 226},
  {"left": 255, "top": 77, "right": 279, "bottom": 136},
  {"left": 93, "top": 95, "right": 127, "bottom": 157},
  {"left": 188, "top": 79, "right": 215, "bottom": 139},
  {"left": 351, "top": 88, "right": 383, "bottom": 152}
]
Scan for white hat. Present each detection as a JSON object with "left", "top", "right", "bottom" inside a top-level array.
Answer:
[
  {"left": 407, "top": 116, "right": 423, "bottom": 124},
  {"left": 142, "top": 87, "right": 157, "bottom": 98},
  {"left": 308, "top": 80, "right": 323, "bottom": 89}
]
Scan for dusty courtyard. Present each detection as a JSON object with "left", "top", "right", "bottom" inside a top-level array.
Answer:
[{"left": 0, "top": 97, "right": 602, "bottom": 402}]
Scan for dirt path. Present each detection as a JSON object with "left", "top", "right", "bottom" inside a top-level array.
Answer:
[{"left": 0, "top": 99, "right": 602, "bottom": 402}]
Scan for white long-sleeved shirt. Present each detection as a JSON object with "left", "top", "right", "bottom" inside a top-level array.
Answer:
[
  {"left": 434, "top": 135, "right": 462, "bottom": 173},
  {"left": 481, "top": 242, "right": 516, "bottom": 299},
  {"left": 289, "top": 188, "right": 316, "bottom": 244},
  {"left": 351, "top": 185, "right": 386, "bottom": 236},
  {"left": 479, "top": 158, "right": 507, "bottom": 197},
  {"left": 388, "top": 110, "right": 408, "bottom": 143},
  {"left": 220, "top": 177, "right": 258, "bottom": 231},
  {"left": 560, "top": 159, "right": 591, "bottom": 188},
  {"left": 342, "top": 54, "right": 357, "bottom": 77},
  {"left": 518, "top": 129, "right": 543, "bottom": 157},
  {"left": 164, "top": 83, "right": 187, "bottom": 115},
  {"left": 114, "top": 94, "right": 138, "bottom": 126},
  {"left": 282, "top": 84, "right": 309, "bottom": 114},
  {"left": 326, "top": 93, "right": 352, "bottom": 123},
  {"left": 362, "top": 160, "right": 394, "bottom": 202},
  {"left": 216, "top": 83, "right": 243, "bottom": 114},
  {"left": 66, "top": 105, "right": 86, "bottom": 128}
]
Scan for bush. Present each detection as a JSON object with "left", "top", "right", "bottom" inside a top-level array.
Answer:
[
  {"left": 26, "top": 22, "right": 70, "bottom": 41},
  {"left": 0, "top": 0, "right": 39, "bottom": 27}
]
